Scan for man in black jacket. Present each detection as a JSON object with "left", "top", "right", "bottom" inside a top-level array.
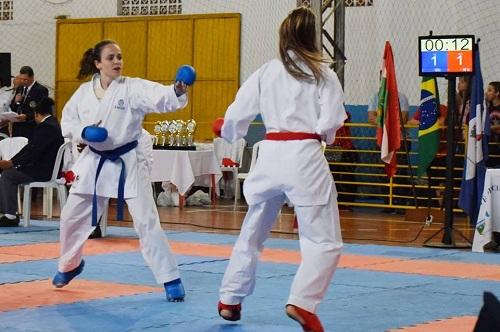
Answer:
[
  {"left": 9, "top": 66, "right": 49, "bottom": 140},
  {"left": 0, "top": 97, "right": 64, "bottom": 226}
]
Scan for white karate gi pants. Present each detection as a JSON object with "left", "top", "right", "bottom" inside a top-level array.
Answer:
[
  {"left": 58, "top": 174, "right": 180, "bottom": 284},
  {"left": 219, "top": 187, "right": 342, "bottom": 313}
]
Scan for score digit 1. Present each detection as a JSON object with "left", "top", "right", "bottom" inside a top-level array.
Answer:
[{"left": 448, "top": 51, "right": 472, "bottom": 72}]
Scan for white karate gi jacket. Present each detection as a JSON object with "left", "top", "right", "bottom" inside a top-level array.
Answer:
[
  {"left": 61, "top": 75, "right": 186, "bottom": 199},
  {"left": 222, "top": 57, "right": 346, "bottom": 206}
]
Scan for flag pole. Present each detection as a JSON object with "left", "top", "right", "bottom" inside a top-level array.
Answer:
[
  {"left": 442, "top": 75, "right": 457, "bottom": 244},
  {"left": 425, "top": 167, "right": 434, "bottom": 225},
  {"left": 398, "top": 106, "right": 418, "bottom": 208}
]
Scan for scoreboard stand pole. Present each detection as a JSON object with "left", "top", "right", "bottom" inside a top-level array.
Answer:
[{"left": 423, "top": 75, "right": 471, "bottom": 248}]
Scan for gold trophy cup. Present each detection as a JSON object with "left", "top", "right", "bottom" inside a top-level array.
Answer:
[
  {"left": 153, "top": 121, "right": 162, "bottom": 146},
  {"left": 168, "top": 120, "right": 177, "bottom": 146},
  {"left": 186, "top": 119, "right": 196, "bottom": 146},
  {"left": 175, "top": 120, "right": 185, "bottom": 146},
  {"left": 160, "top": 120, "right": 170, "bottom": 146}
]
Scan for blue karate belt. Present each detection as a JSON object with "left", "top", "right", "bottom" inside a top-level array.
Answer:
[{"left": 89, "top": 140, "right": 138, "bottom": 226}]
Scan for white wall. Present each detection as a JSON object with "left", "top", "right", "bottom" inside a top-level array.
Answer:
[
  {"left": 0, "top": 0, "right": 118, "bottom": 94},
  {"left": 1, "top": 0, "right": 498, "bottom": 106}
]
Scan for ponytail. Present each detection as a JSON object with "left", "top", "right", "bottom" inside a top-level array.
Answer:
[
  {"left": 77, "top": 48, "right": 96, "bottom": 80},
  {"left": 76, "top": 39, "right": 117, "bottom": 81}
]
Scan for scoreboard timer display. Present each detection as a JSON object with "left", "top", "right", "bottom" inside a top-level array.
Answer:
[{"left": 419, "top": 35, "right": 474, "bottom": 76}]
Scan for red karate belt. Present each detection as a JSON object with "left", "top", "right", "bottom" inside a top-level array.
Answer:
[{"left": 265, "top": 132, "right": 321, "bottom": 142}]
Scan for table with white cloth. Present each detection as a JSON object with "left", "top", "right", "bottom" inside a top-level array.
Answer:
[
  {"left": 472, "top": 168, "right": 500, "bottom": 252},
  {"left": 150, "top": 148, "right": 222, "bottom": 207}
]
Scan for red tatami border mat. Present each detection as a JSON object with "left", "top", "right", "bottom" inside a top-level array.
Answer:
[
  {"left": 1, "top": 239, "right": 500, "bottom": 281},
  {"left": 0, "top": 279, "right": 161, "bottom": 312},
  {"left": 388, "top": 315, "right": 478, "bottom": 331}
]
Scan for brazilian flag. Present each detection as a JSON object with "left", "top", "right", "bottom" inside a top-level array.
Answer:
[{"left": 417, "top": 77, "right": 440, "bottom": 177}]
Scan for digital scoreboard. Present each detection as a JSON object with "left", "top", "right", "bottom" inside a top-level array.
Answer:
[{"left": 419, "top": 35, "right": 474, "bottom": 76}]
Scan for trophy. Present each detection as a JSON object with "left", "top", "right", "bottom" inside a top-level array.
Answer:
[
  {"left": 168, "top": 120, "right": 177, "bottom": 146},
  {"left": 186, "top": 119, "right": 196, "bottom": 146},
  {"left": 160, "top": 120, "right": 170, "bottom": 146},
  {"left": 175, "top": 120, "right": 185, "bottom": 146},
  {"left": 153, "top": 121, "right": 162, "bottom": 146}
]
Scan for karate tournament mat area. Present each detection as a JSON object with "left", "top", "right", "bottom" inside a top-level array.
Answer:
[{"left": 1, "top": 220, "right": 499, "bottom": 332}]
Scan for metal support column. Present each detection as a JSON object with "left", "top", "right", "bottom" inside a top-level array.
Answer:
[
  {"left": 333, "top": 0, "right": 345, "bottom": 87},
  {"left": 309, "top": 0, "right": 323, "bottom": 50},
  {"left": 299, "top": 0, "right": 346, "bottom": 85}
]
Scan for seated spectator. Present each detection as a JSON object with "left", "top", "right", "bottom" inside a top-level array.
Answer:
[{"left": 0, "top": 97, "right": 63, "bottom": 226}]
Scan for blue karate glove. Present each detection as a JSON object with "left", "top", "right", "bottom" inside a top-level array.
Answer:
[
  {"left": 175, "top": 65, "right": 196, "bottom": 86},
  {"left": 174, "top": 65, "right": 196, "bottom": 97},
  {"left": 82, "top": 126, "right": 108, "bottom": 142}
]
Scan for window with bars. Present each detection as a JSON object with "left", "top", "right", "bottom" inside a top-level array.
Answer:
[
  {"left": 345, "top": 0, "right": 373, "bottom": 6},
  {"left": 118, "top": 0, "right": 182, "bottom": 17},
  {"left": 0, "top": 0, "right": 13, "bottom": 21},
  {"left": 298, "top": 0, "right": 373, "bottom": 7}
]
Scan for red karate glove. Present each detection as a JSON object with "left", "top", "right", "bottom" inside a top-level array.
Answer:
[
  {"left": 64, "top": 170, "right": 76, "bottom": 185},
  {"left": 212, "top": 117, "right": 224, "bottom": 137},
  {"left": 222, "top": 158, "right": 239, "bottom": 167}
]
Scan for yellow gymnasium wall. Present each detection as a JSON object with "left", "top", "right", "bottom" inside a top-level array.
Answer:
[{"left": 55, "top": 14, "right": 241, "bottom": 141}]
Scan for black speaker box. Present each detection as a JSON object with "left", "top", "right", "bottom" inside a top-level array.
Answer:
[{"left": 0, "top": 53, "right": 12, "bottom": 87}]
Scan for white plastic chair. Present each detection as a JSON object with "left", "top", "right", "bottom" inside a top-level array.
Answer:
[
  {"left": 22, "top": 141, "right": 71, "bottom": 227},
  {"left": 213, "top": 137, "right": 246, "bottom": 199},
  {"left": 234, "top": 141, "right": 261, "bottom": 210},
  {"left": 0, "top": 137, "right": 29, "bottom": 160}
]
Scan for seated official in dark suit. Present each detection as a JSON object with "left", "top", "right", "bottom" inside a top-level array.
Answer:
[
  {"left": 0, "top": 97, "right": 64, "bottom": 226},
  {"left": 9, "top": 66, "right": 49, "bottom": 140}
]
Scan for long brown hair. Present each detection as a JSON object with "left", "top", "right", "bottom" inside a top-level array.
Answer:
[
  {"left": 279, "top": 7, "right": 326, "bottom": 83},
  {"left": 77, "top": 39, "right": 117, "bottom": 80}
]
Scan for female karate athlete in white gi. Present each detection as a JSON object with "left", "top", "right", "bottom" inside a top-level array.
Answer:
[
  {"left": 217, "top": 7, "right": 346, "bottom": 331},
  {"left": 52, "top": 40, "right": 187, "bottom": 302}
]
